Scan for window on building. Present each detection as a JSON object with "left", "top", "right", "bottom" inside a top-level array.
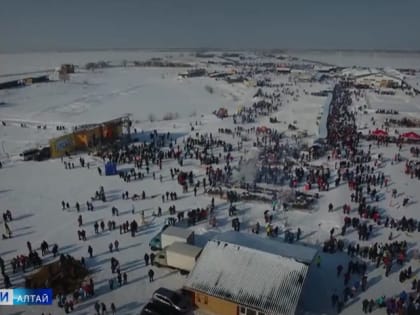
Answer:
[
  {"left": 246, "top": 309, "right": 256, "bottom": 315},
  {"left": 240, "top": 306, "right": 246, "bottom": 315},
  {"left": 258, "top": 312, "right": 265, "bottom": 315},
  {"left": 197, "top": 294, "right": 201, "bottom": 303},
  {"left": 204, "top": 296, "right": 208, "bottom": 304}
]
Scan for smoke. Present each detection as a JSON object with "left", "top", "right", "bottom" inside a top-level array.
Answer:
[{"left": 234, "top": 147, "right": 259, "bottom": 183}]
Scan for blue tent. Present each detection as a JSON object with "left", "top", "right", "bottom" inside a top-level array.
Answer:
[{"left": 104, "top": 162, "right": 117, "bottom": 176}]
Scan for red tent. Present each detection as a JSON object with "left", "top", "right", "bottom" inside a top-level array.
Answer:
[
  {"left": 401, "top": 132, "right": 420, "bottom": 140},
  {"left": 257, "top": 126, "right": 270, "bottom": 134},
  {"left": 371, "top": 129, "right": 388, "bottom": 137}
]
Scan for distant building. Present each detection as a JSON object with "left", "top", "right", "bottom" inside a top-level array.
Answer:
[
  {"left": 313, "top": 72, "right": 329, "bottom": 82},
  {"left": 60, "top": 64, "right": 75, "bottom": 74},
  {"left": 314, "top": 66, "right": 337, "bottom": 73},
  {"left": 276, "top": 67, "right": 291, "bottom": 74},
  {"left": 58, "top": 64, "right": 75, "bottom": 81},
  {"left": 291, "top": 70, "right": 313, "bottom": 82},
  {"left": 184, "top": 231, "right": 317, "bottom": 315},
  {"left": 0, "top": 75, "right": 49, "bottom": 90},
  {"left": 225, "top": 76, "right": 246, "bottom": 84},
  {"left": 179, "top": 68, "right": 207, "bottom": 78},
  {"left": 354, "top": 73, "right": 402, "bottom": 89}
]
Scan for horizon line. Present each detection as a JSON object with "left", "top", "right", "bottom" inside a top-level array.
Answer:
[{"left": 1, "top": 47, "right": 420, "bottom": 55}]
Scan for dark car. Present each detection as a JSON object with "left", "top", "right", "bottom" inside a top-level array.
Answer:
[
  {"left": 35, "top": 146, "right": 51, "bottom": 161},
  {"left": 140, "top": 301, "right": 180, "bottom": 315},
  {"left": 20, "top": 148, "right": 40, "bottom": 161},
  {"left": 152, "top": 287, "right": 191, "bottom": 313}
]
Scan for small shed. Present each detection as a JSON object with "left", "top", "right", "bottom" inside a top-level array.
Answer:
[
  {"left": 161, "top": 226, "right": 195, "bottom": 249},
  {"left": 104, "top": 162, "right": 118, "bottom": 176}
]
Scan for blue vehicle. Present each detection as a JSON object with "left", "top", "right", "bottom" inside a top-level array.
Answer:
[{"left": 149, "top": 224, "right": 169, "bottom": 251}]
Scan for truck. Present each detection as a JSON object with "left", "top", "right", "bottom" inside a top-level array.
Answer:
[
  {"left": 149, "top": 226, "right": 194, "bottom": 251},
  {"left": 154, "top": 242, "right": 202, "bottom": 273}
]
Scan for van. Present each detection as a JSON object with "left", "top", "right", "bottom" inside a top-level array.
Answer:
[{"left": 20, "top": 148, "right": 40, "bottom": 161}]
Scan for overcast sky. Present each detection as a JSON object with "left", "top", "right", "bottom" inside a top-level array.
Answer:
[{"left": 0, "top": 0, "right": 419, "bottom": 53}]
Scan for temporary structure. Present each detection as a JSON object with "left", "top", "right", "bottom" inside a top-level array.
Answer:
[
  {"left": 401, "top": 132, "right": 420, "bottom": 141},
  {"left": 371, "top": 129, "right": 388, "bottom": 137},
  {"left": 215, "top": 107, "right": 228, "bottom": 119},
  {"left": 256, "top": 126, "right": 270, "bottom": 134},
  {"left": 104, "top": 162, "right": 118, "bottom": 176}
]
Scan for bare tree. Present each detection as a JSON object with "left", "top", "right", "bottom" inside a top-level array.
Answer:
[{"left": 148, "top": 113, "right": 156, "bottom": 122}]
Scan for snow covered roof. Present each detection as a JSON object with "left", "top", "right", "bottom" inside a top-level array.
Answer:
[
  {"left": 384, "top": 67, "right": 405, "bottom": 80},
  {"left": 162, "top": 226, "right": 194, "bottom": 239},
  {"left": 214, "top": 231, "right": 317, "bottom": 264},
  {"left": 341, "top": 67, "right": 377, "bottom": 78},
  {"left": 184, "top": 232, "right": 317, "bottom": 315}
]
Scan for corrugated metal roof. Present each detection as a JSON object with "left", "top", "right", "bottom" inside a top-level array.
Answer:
[{"left": 184, "top": 232, "right": 317, "bottom": 315}]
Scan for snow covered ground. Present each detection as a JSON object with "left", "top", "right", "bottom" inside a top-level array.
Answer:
[
  {"left": 1, "top": 51, "right": 420, "bottom": 315},
  {"left": 290, "top": 51, "right": 420, "bottom": 69},
  {"left": 0, "top": 51, "right": 201, "bottom": 77},
  {"left": 0, "top": 66, "right": 255, "bottom": 157}
]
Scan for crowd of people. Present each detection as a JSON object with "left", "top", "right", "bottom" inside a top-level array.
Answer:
[
  {"left": 324, "top": 82, "right": 420, "bottom": 314},
  {"left": 1, "top": 72, "right": 420, "bottom": 315}
]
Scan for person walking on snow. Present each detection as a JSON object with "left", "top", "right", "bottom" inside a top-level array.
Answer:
[
  {"left": 123, "top": 272, "right": 127, "bottom": 284},
  {"left": 144, "top": 253, "right": 149, "bottom": 266},
  {"left": 114, "top": 240, "right": 119, "bottom": 251},
  {"left": 88, "top": 245, "right": 93, "bottom": 258},
  {"left": 100, "top": 302, "right": 107, "bottom": 315},
  {"left": 94, "top": 301, "right": 100, "bottom": 315},
  {"left": 328, "top": 203, "right": 333, "bottom": 212},
  {"left": 109, "top": 278, "right": 114, "bottom": 290},
  {"left": 110, "top": 302, "right": 116, "bottom": 315},
  {"left": 117, "top": 273, "right": 122, "bottom": 286},
  {"left": 148, "top": 269, "right": 154, "bottom": 282}
]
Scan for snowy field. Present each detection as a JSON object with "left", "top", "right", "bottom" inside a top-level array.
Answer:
[
  {"left": 1, "top": 51, "right": 420, "bottom": 315},
  {"left": 290, "top": 51, "right": 420, "bottom": 69},
  {"left": 0, "top": 66, "right": 255, "bottom": 157},
  {"left": 0, "top": 51, "right": 201, "bottom": 77},
  {"left": 366, "top": 92, "right": 420, "bottom": 113}
]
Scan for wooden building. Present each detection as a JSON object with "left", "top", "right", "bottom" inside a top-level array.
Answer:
[{"left": 184, "top": 232, "right": 317, "bottom": 315}]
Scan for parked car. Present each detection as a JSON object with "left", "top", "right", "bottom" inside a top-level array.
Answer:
[
  {"left": 140, "top": 301, "right": 180, "bottom": 315},
  {"left": 152, "top": 287, "right": 191, "bottom": 313},
  {"left": 20, "top": 148, "right": 40, "bottom": 161}
]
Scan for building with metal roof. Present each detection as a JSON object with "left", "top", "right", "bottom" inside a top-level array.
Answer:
[{"left": 184, "top": 231, "right": 318, "bottom": 315}]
